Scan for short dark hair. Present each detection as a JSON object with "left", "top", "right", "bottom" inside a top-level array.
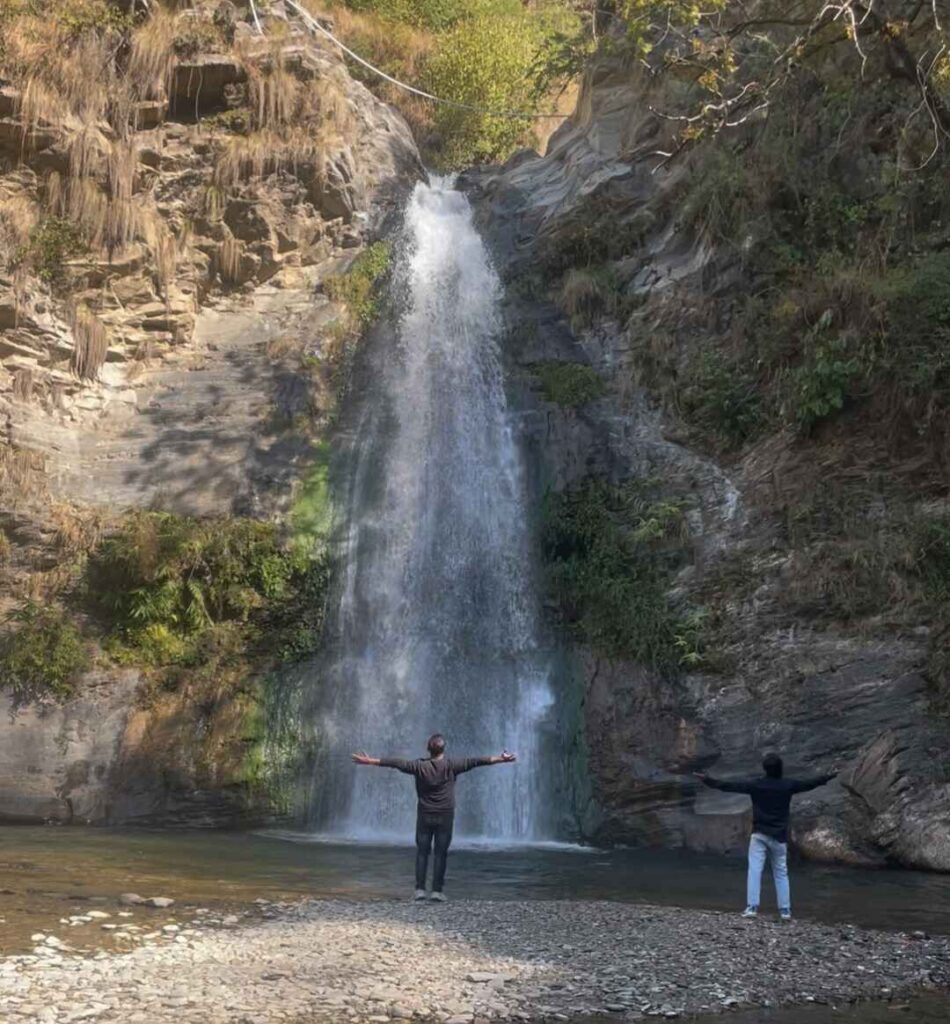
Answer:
[
  {"left": 427, "top": 733, "right": 446, "bottom": 756},
  {"left": 762, "top": 753, "right": 783, "bottom": 778}
]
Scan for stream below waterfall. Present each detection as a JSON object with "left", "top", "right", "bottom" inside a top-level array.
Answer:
[{"left": 3, "top": 827, "right": 950, "bottom": 945}]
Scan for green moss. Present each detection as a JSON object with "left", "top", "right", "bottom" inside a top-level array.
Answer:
[
  {"left": 0, "top": 603, "right": 90, "bottom": 703},
  {"left": 324, "top": 242, "right": 392, "bottom": 327},
  {"left": 542, "top": 480, "right": 698, "bottom": 671},
  {"left": 290, "top": 441, "right": 333, "bottom": 552},
  {"left": 535, "top": 361, "right": 604, "bottom": 408}
]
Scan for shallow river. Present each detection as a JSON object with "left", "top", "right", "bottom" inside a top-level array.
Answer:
[{"left": 2, "top": 827, "right": 949, "bottom": 1020}]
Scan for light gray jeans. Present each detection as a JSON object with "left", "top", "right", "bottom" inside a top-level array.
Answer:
[{"left": 747, "top": 832, "right": 790, "bottom": 910}]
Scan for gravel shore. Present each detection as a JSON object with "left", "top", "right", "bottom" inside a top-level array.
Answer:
[{"left": 2, "top": 898, "right": 948, "bottom": 1023}]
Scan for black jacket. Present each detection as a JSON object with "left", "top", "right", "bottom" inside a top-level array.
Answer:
[{"left": 701, "top": 773, "right": 835, "bottom": 843}]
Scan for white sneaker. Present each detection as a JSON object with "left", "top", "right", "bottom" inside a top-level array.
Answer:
[
  {"left": 741, "top": 906, "right": 758, "bottom": 918},
  {"left": 429, "top": 891, "right": 447, "bottom": 903},
  {"left": 413, "top": 890, "right": 427, "bottom": 901},
  {"left": 779, "top": 909, "right": 793, "bottom": 922}
]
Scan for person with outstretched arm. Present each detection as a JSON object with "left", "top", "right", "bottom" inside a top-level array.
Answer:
[
  {"left": 352, "top": 733, "right": 516, "bottom": 902},
  {"left": 694, "top": 753, "right": 836, "bottom": 921}
]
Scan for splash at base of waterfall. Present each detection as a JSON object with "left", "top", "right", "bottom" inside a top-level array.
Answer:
[{"left": 310, "top": 177, "right": 557, "bottom": 843}]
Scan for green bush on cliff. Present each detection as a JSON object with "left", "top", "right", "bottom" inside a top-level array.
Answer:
[
  {"left": 542, "top": 480, "right": 697, "bottom": 670},
  {"left": 420, "top": 6, "right": 573, "bottom": 168},
  {"left": 680, "top": 351, "right": 762, "bottom": 449},
  {"left": 12, "top": 218, "right": 87, "bottom": 287},
  {"left": 0, "top": 603, "right": 90, "bottom": 703},
  {"left": 324, "top": 242, "right": 391, "bottom": 327},
  {"left": 86, "top": 512, "right": 328, "bottom": 669},
  {"left": 344, "top": 0, "right": 520, "bottom": 31},
  {"left": 535, "top": 361, "right": 604, "bottom": 407}
]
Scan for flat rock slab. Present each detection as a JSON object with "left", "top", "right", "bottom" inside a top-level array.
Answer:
[{"left": 1, "top": 899, "right": 948, "bottom": 1024}]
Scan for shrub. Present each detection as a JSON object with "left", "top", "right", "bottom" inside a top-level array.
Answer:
[
  {"left": 420, "top": 11, "right": 545, "bottom": 168},
  {"left": 13, "top": 218, "right": 87, "bottom": 287},
  {"left": 535, "top": 361, "right": 604, "bottom": 408},
  {"left": 0, "top": 603, "right": 90, "bottom": 703},
  {"left": 86, "top": 512, "right": 329, "bottom": 668},
  {"left": 680, "top": 350, "right": 762, "bottom": 449},
  {"left": 787, "top": 326, "right": 860, "bottom": 434},
  {"left": 542, "top": 480, "right": 695, "bottom": 670},
  {"left": 343, "top": 0, "right": 520, "bottom": 31}
]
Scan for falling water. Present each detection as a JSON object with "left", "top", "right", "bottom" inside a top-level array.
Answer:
[{"left": 312, "top": 177, "right": 555, "bottom": 842}]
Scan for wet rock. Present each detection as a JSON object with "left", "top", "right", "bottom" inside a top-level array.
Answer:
[{"left": 143, "top": 897, "right": 175, "bottom": 909}]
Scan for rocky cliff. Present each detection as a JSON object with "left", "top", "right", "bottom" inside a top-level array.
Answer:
[
  {"left": 464, "top": 30, "right": 950, "bottom": 871},
  {"left": 0, "top": 2, "right": 421, "bottom": 825}
]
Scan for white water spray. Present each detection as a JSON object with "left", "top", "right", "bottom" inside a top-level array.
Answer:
[{"left": 314, "top": 178, "right": 554, "bottom": 842}]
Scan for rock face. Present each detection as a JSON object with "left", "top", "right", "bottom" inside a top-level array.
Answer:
[
  {"left": 0, "top": 10, "right": 422, "bottom": 825},
  {"left": 463, "top": 56, "right": 950, "bottom": 871}
]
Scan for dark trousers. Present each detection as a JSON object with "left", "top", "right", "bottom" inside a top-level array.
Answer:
[{"left": 415, "top": 810, "right": 454, "bottom": 892}]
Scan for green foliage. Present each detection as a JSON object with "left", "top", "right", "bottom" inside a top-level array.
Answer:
[
  {"left": 529, "top": 20, "right": 595, "bottom": 101},
  {"left": 0, "top": 603, "right": 90, "bottom": 703},
  {"left": 56, "top": 0, "right": 131, "bottom": 38},
  {"left": 172, "top": 12, "right": 225, "bottom": 57},
  {"left": 344, "top": 0, "right": 521, "bottom": 31},
  {"left": 535, "top": 361, "right": 604, "bottom": 408},
  {"left": 680, "top": 351, "right": 762, "bottom": 449},
  {"left": 324, "top": 242, "right": 391, "bottom": 326},
  {"left": 787, "top": 324, "right": 860, "bottom": 434},
  {"left": 86, "top": 512, "right": 329, "bottom": 669},
  {"left": 420, "top": 10, "right": 554, "bottom": 168},
  {"left": 13, "top": 218, "right": 87, "bottom": 286},
  {"left": 542, "top": 480, "right": 697, "bottom": 670}
]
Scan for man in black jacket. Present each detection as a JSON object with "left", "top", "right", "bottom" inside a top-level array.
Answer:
[
  {"left": 352, "top": 734, "right": 516, "bottom": 902},
  {"left": 695, "top": 753, "right": 836, "bottom": 921}
]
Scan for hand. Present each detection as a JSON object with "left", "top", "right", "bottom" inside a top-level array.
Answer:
[
  {"left": 500, "top": 750, "right": 517, "bottom": 763},
  {"left": 351, "top": 751, "right": 375, "bottom": 765},
  {"left": 692, "top": 771, "right": 707, "bottom": 781}
]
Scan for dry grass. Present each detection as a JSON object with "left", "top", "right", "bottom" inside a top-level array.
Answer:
[
  {"left": 128, "top": 6, "right": 179, "bottom": 104},
  {"left": 559, "top": 267, "right": 619, "bottom": 328},
  {"left": 70, "top": 303, "right": 110, "bottom": 381},
  {"left": 0, "top": 6, "right": 201, "bottom": 299},
  {"left": 217, "top": 232, "right": 244, "bottom": 285},
  {"left": 49, "top": 501, "right": 104, "bottom": 555},
  {"left": 303, "top": 1, "right": 434, "bottom": 144},
  {"left": 0, "top": 4, "right": 356, "bottom": 312},
  {"left": 0, "top": 191, "right": 38, "bottom": 259},
  {"left": 12, "top": 368, "right": 33, "bottom": 403},
  {"left": 0, "top": 444, "right": 47, "bottom": 500}
]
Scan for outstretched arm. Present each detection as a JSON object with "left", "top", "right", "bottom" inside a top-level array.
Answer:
[
  {"left": 351, "top": 752, "right": 421, "bottom": 773},
  {"left": 351, "top": 752, "right": 383, "bottom": 766},
  {"left": 452, "top": 751, "right": 517, "bottom": 773},
  {"left": 791, "top": 772, "right": 837, "bottom": 793},
  {"left": 693, "top": 771, "right": 754, "bottom": 794}
]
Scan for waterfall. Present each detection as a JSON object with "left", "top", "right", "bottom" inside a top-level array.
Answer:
[{"left": 312, "top": 177, "right": 555, "bottom": 843}]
